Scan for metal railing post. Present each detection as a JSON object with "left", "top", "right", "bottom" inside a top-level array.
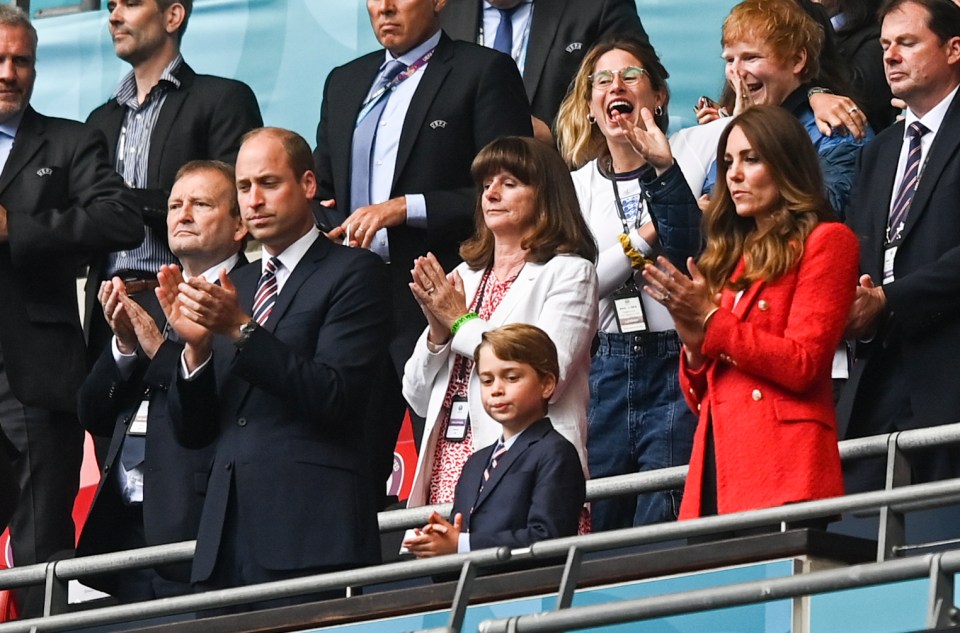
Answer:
[
  {"left": 878, "top": 432, "right": 910, "bottom": 561},
  {"left": 926, "top": 553, "right": 957, "bottom": 629},
  {"left": 42, "top": 562, "right": 68, "bottom": 616},
  {"left": 446, "top": 560, "right": 477, "bottom": 633},
  {"left": 555, "top": 546, "right": 582, "bottom": 610}
]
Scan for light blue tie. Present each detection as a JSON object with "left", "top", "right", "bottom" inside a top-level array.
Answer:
[{"left": 350, "top": 60, "right": 407, "bottom": 213}]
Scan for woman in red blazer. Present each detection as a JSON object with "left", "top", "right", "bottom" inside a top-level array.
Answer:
[{"left": 642, "top": 106, "right": 859, "bottom": 517}]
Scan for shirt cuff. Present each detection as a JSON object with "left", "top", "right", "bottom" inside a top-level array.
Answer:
[
  {"left": 630, "top": 231, "right": 655, "bottom": 258},
  {"left": 458, "top": 532, "right": 471, "bottom": 553},
  {"left": 112, "top": 336, "right": 138, "bottom": 380},
  {"left": 180, "top": 352, "right": 212, "bottom": 380},
  {"left": 405, "top": 194, "right": 427, "bottom": 229}
]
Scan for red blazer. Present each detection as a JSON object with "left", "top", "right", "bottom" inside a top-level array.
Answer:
[{"left": 678, "top": 222, "right": 859, "bottom": 518}]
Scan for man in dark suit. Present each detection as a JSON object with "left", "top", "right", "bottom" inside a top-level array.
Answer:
[
  {"left": 84, "top": 0, "right": 262, "bottom": 366},
  {"left": 77, "top": 160, "right": 248, "bottom": 602},
  {"left": 440, "top": 0, "right": 647, "bottom": 141},
  {"left": 314, "top": 0, "right": 532, "bottom": 461},
  {"left": 159, "top": 128, "right": 387, "bottom": 601},
  {"left": 0, "top": 5, "right": 142, "bottom": 613},
  {"left": 840, "top": 0, "right": 960, "bottom": 491}
]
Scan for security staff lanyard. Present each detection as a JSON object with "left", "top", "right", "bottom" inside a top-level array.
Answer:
[{"left": 355, "top": 47, "right": 436, "bottom": 125}]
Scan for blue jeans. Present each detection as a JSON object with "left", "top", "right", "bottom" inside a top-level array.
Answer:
[{"left": 587, "top": 330, "right": 697, "bottom": 530}]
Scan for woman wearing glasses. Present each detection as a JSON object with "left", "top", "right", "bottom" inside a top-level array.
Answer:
[{"left": 555, "top": 36, "right": 702, "bottom": 530}]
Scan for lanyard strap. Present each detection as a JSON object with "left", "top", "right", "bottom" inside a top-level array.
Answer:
[
  {"left": 609, "top": 169, "right": 649, "bottom": 235},
  {"left": 356, "top": 47, "right": 436, "bottom": 125}
]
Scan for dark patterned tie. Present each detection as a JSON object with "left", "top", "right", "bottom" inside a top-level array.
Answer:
[
  {"left": 887, "top": 121, "right": 929, "bottom": 242},
  {"left": 481, "top": 441, "right": 508, "bottom": 488},
  {"left": 252, "top": 257, "right": 281, "bottom": 325}
]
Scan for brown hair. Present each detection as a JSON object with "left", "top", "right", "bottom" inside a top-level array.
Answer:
[
  {"left": 698, "top": 105, "right": 833, "bottom": 293},
  {"left": 174, "top": 160, "right": 239, "bottom": 217},
  {"left": 879, "top": 0, "right": 960, "bottom": 43},
  {"left": 555, "top": 35, "right": 670, "bottom": 169},
  {"left": 460, "top": 136, "right": 598, "bottom": 269},
  {"left": 156, "top": 0, "right": 192, "bottom": 42},
  {"left": 474, "top": 323, "right": 560, "bottom": 382},
  {"left": 0, "top": 5, "right": 37, "bottom": 55},
  {"left": 241, "top": 127, "right": 315, "bottom": 181},
  {"left": 722, "top": 0, "right": 824, "bottom": 84}
]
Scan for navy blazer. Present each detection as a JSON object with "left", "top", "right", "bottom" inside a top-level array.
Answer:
[
  {"left": 76, "top": 256, "right": 248, "bottom": 591},
  {"left": 451, "top": 418, "right": 585, "bottom": 551},
  {"left": 169, "top": 237, "right": 390, "bottom": 583},
  {"left": 840, "top": 88, "right": 960, "bottom": 438},
  {"left": 440, "top": 0, "right": 647, "bottom": 127},
  {"left": 0, "top": 107, "right": 141, "bottom": 413}
]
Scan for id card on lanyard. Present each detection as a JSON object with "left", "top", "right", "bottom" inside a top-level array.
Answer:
[
  {"left": 610, "top": 170, "right": 652, "bottom": 333},
  {"left": 355, "top": 47, "right": 436, "bottom": 126}
]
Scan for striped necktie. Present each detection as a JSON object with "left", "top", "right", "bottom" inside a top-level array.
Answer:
[
  {"left": 887, "top": 121, "right": 929, "bottom": 243},
  {"left": 482, "top": 441, "right": 508, "bottom": 486},
  {"left": 252, "top": 257, "right": 281, "bottom": 325}
]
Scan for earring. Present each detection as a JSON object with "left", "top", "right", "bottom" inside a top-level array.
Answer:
[
  {"left": 587, "top": 113, "right": 596, "bottom": 124},
  {"left": 655, "top": 105, "right": 664, "bottom": 117}
]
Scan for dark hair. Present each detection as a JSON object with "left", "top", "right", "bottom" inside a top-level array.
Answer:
[
  {"left": 698, "top": 105, "right": 833, "bottom": 293},
  {"left": 555, "top": 35, "right": 670, "bottom": 169},
  {"left": 834, "top": 0, "right": 884, "bottom": 35},
  {"left": 174, "top": 160, "right": 239, "bottom": 217},
  {"left": 879, "top": 0, "right": 960, "bottom": 42},
  {"left": 460, "top": 136, "right": 598, "bottom": 269},
  {"left": 241, "top": 127, "right": 315, "bottom": 181},
  {"left": 156, "top": 0, "right": 192, "bottom": 41},
  {"left": 474, "top": 323, "right": 560, "bottom": 382}
]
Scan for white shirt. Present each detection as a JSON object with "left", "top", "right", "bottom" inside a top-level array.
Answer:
[{"left": 891, "top": 84, "right": 960, "bottom": 215}]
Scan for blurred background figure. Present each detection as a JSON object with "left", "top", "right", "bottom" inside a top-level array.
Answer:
[{"left": 555, "top": 36, "right": 701, "bottom": 530}]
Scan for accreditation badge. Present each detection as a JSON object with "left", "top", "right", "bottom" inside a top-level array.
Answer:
[
  {"left": 445, "top": 396, "right": 470, "bottom": 441},
  {"left": 612, "top": 280, "right": 649, "bottom": 334}
]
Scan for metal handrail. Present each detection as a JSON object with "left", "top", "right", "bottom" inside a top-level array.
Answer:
[
  {"left": 5, "top": 478, "right": 960, "bottom": 632},
  {"left": 477, "top": 550, "right": 960, "bottom": 632},
  {"left": 1, "top": 421, "right": 959, "bottom": 626}
]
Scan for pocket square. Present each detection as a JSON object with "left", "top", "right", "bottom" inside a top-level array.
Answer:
[
  {"left": 429, "top": 120, "right": 447, "bottom": 129},
  {"left": 565, "top": 42, "right": 583, "bottom": 53},
  {"left": 36, "top": 167, "right": 53, "bottom": 177}
]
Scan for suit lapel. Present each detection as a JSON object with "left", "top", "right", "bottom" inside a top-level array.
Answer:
[
  {"left": 261, "top": 237, "right": 332, "bottom": 334},
  {"left": 899, "top": 94, "right": 960, "bottom": 246},
  {"left": 726, "top": 259, "right": 765, "bottom": 320},
  {"left": 866, "top": 123, "right": 904, "bottom": 253},
  {"left": 148, "top": 66, "right": 196, "bottom": 186},
  {"left": 340, "top": 54, "right": 383, "bottom": 207},
  {"left": 0, "top": 108, "right": 44, "bottom": 198},
  {"left": 522, "top": 0, "right": 568, "bottom": 103},
  {"left": 394, "top": 35, "right": 454, "bottom": 190},
  {"left": 472, "top": 419, "right": 550, "bottom": 512}
]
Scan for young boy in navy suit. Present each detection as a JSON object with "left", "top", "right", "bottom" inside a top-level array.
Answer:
[{"left": 403, "top": 324, "right": 585, "bottom": 556}]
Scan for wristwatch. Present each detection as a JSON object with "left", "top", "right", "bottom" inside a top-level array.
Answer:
[{"left": 235, "top": 319, "right": 258, "bottom": 349}]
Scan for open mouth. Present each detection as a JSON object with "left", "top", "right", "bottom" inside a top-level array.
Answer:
[{"left": 607, "top": 100, "right": 634, "bottom": 117}]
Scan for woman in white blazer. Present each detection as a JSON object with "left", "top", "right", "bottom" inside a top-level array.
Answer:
[{"left": 403, "top": 137, "right": 599, "bottom": 508}]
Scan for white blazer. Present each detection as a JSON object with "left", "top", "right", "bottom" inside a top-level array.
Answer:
[{"left": 402, "top": 254, "right": 599, "bottom": 507}]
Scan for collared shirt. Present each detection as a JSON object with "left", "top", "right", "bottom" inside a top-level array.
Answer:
[
  {"left": 0, "top": 110, "right": 24, "bottom": 175},
  {"left": 890, "top": 84, "right": 960, "bottom": 215},
  {"left": 481, "top": 0, "right": 535, "bottom": 75},
  {"left": 106, "top": 54, "right": 185, "bottom": 278},
  {"left": 361, "top": 31, "right": 441, "bottom": 261}
]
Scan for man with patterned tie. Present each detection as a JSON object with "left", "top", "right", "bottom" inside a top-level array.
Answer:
[
  {"left": 160, "top": 128, "right": 388, "bottom": 601},
  {"left": 77, "top": 160, "right": 248, "bottom": 602},
  {"left": 839, "top": 0, "right": 960, "bottom": 490},
  {"left": 313, "top": 0, "right": 532, "bottom": 482},
  {"left": 440, "top": 0, "right": 648, "bottom": 142}
]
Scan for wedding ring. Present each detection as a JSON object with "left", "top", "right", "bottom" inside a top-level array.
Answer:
[
  {"left": 662, "top": 291, "right": 671, "bottom": 302},
  {"left": 848, "top": 106, "right": 859, "bottom": 114},
  {"left": 356, "top": 226, "right": 366, "bottom": 234},
  {"left": 428, "top": 289, "right": 436, "bottom": 295}
]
